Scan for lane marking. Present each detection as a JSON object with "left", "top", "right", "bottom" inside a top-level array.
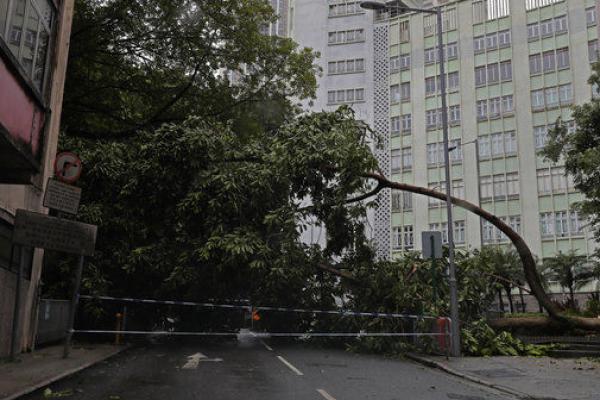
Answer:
[
  {"left": 276, "top": 355, "right": 304, "bottom": 376},
  {"left": 260, "top": 340, "right": 273, "bottom": 351},
  {"left": 317, "top": 389, "right": 337, "bottom": 400},
  {"left": 182, "top": 352, "right": 223, "bottom": 369}
]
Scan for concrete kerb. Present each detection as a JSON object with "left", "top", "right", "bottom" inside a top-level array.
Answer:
[
  {"left": 1, "top": 345, "right": 130, "bottom": 400},
  {"left": 405, "top": 353, "right": 541, "bottom": 400}
]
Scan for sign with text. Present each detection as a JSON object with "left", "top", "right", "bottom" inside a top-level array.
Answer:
[
  {"left": 421, "top": 231, "right": 443, "bottom": 259},
  {"left": 13, "top": 209, "right": 97, "bottom": 256},
  {"left": 43, "top": 178, "right": 81, "bottom": 215}
]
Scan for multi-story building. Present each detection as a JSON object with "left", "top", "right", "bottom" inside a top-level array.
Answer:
[
  {"left": 290, "top": 0, "right": 600, "bottom": 262},
  {"left": 0, "top": 0, "right": 74, "bottom": 356}
]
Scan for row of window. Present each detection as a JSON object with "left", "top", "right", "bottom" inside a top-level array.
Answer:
[
  {"left": 525, "top": 0, "right": 562, "bottom": 11},
  {"left": 327, "top": 28, "right": 364, "bottom": 45},
  {"left": 391, "top": 209, "right": 583, "bottom": 251},
  {"left": 390, "top": 82, "right": 410, "bottom": 103},
  {"left": 429, "top": 221, "right": 467, "bottom": 244},
  {"left": 428, "top": 180, "right": 465, "bottom": 207},
  {"left": 327, "top": 88, "right": 365, "bottom": 104},
  {"left": 473, "top": 30, "right": 511, "bottom": 54},
  {"left": 328, "top": 1, "right": 362, "bottom": 17},
  {"left": 476, "top": 95, "right": 514, "bottom": 120},
  {"left": 390, "top": 114, "right": 412, "bottom": 136},
  {"left": 529, "top": 48, "right": 570, "bottom": 75},
  {"left": 0, "top": 0, "right": 54, "bottom": 94},
  {"left": 478, "top": 131, "right": 517, "bottom": 158},
  {"left": 536, "top": 167, "right": 575, "bottom": 195},
  {"left": 425, "top": 72, "right": 460, "bottom": 96},
  {"left": 426, "top": 106, "right": 461, "bottom": 129},
  {"left": 534, "top": 120, "right": 575, "bottom": 149},
  {"left": 472, "top": 0, "right": 510, "bottom": 24},
  {"left": 482, "top": 216, "right": 521, "bottom": 244},
  {"left": 424, "top": 42, "right": 459, "bottom": 64},
  {"left": 390, "top": 53, "right": 411, "bottom": 72},
  {"left": 475, "top": 60, "right": 512, "bottom": 86},
  {"left": 531, "top": 84, "right": 573, "bottom": 111},
  {"left": 427, "top": 140, "right": 463, "bottom": 165},
  {"left": 391, "top": 191, "right": 412, "bottom": 212},
  {"left": 423, "top": 9, "right": 458, "bottom": 37},
  {"left": 391, "top": 147, "right": 413, "bottom": 171},
  {"left": 327, "top": 58, "right": 365, "bottom": 75},
  {"left": 527, "top": 15, "right": 568, "bottom": 41},
  {"left": 540, "top": 211, "right": 584, "bottom": 237},
  {"left": 480, "top": 173, "right": 520, "bottom": 200}
]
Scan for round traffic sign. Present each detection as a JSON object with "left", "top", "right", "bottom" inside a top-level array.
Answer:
[{"left": 54, "top": 152, "right": 82, "bottom": 184}]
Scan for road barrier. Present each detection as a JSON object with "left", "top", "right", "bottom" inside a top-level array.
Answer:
[{"left": 74, "top": 294, "right": 451, "bottom": 356}]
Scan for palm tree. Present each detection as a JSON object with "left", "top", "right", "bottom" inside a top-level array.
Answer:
[
  {"left": 543, "top": 250, "right": 595, "bottom": 310},
  {"left": 479, "top": 247, "right": 522, "bottom": 313}
]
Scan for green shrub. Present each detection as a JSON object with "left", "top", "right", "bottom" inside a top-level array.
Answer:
[{"left": 462, "top": 320, "right": 551, "bottom": 357}]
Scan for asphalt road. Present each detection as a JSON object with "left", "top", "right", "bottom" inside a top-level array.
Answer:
[{"left": 22, "top": 337, "right": 516, "bottom": 400}]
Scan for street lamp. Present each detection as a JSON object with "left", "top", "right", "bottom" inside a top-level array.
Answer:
[{"left": 360, "top": 0, "right": 461, "bottom": 357}]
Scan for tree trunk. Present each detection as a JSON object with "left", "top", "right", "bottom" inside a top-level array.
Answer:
[
  {"left": 498, "top": 289, "right": 505, "bottom": 313},
  {"left": 506, "top": 287, "right": 514, "bottom": 314},
  {"left": 519, "top": 287, "right": 526, "bottom": 313},
  {"left": 569, "top": 286, "right": 576, "bottom": 311}
]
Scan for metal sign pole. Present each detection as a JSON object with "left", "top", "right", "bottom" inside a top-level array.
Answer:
[
  {"left": 430, "top": 235, "right": 437, "bottom": 311},
  {"left": 9, "top": 246, "right": 26, "bottom": 361},
  {"left": 63, "top": 254, "right": 85, "bottom": 358}
]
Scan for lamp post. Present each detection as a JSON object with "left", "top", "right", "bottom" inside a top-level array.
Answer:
[{"left": 360, "top": 0, "right": 461, "bottom": 356}]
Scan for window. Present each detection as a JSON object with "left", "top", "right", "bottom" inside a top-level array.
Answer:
[
  {"left": 531, "top": 89, "right": 545, "bottom": 110},
  {"left": 475, "top": 66, "right": 487, "bottom": 86},
  {"left": 528, "top": 22, "right": 540, "bottom": 40},
  {"left": 589, "top": 40, "right": 599, "bottom": 63},
  {"left": 452, "top": 221, "right": 465, "bottom": 244},
  {"left": 534, "top": 125, "right": 548, "bottom": 149},
  {"left": 329, "top": 1, "right": 363, "bottom": 17},
  {"left": 399, "top": 20, "right": 410, "bottom": 43},
  {"left": 390, "top": 56, "right": 400, "bottom": 72},
  {"left": 486, "top": 33, "right": 498, "bottom": 50},
  {"left": 474, "top": 36, "right": 485, "bottom": 53},
  {"left": 479, "top": 136, "right": 491, "bottom": 157},
  {"left": 530, "top": 54, "right": 542, "bottom": 75},
  {"left": 540, "top": 213, "right": 554, "bottom": 237},
  {"left": 500, "top": 61, "right": 512, "bottom": 81},
  {"left": 526, "top": 0, "right": 562, "bottom": 10},
  {"left": 545, "top": 86, "right": 559, "bottom": 108},
  {"left": 328, "top": 88, "right": 365, "bottom": 104},
  {"left": 473, "top": 0, "right": 510, "bottom": 23},
  {"left": 446, "top": 42, "right": 458, "bottom": 60},
  {"left": 424, "top": 47, "right": 436, "bottom": 64},
  {"left": 449, "top": 105, "right": 461, "bottom": 124},
  {"left": 504, "top": 131, "right": 517, "bottom": 154},
  {"left": 399, "top": 53, "right": 410, "bottom": 70},
  {"left": 555, "top": 211, "right": 569, "bottom": 237},
  {"left": 480, "top": 176, "right": 493, "bottom": 199},
  {"left": 402, "top": 147, "right": 412, "bottom": 169},
  {"left": 477, "top": 100, "right": 488, "bottom": 120},
  {"left": 559, "top": 83, "right": 572, "bottom": 105},
  {"left": 400, "top": 82, "right": 410, "bottom": 102},
  {"left": 328, "top": 28, "right": 365, "bottom": 44},
  {"left": 502, "top": 95, "right": 513, "bottom": 113},
  {"left": 506, "top": 173, "right": 519, "bottom": 196},
  {"left": 554, "top": 15, "right": 568, "bottom": 34},
  {"left": 391, "top": 116, "right": 400, "bottom": 136},
  {"left": 587, "top": 7, "right": 597, "bottom": 27},
  {"left": 426, "top": 72, "right": 460, "bottom": 95},
  {"left": 425, "top": 77, "right": 437, "bottom": 96},
  {"left": 2, "top": 0, "right": 55, "bottom": 93},
  {"left": 537, "top": 169, "right": 552, "bottom": 194},
  {"left": 403, "top": 226, "right": 414, "bottom": 250},
  {"left": 543, "top": 50, "right": 556, "bottom": 72},
  {"left": 401, "top": 114, "right": 412, "bottom": 134},
  {"left": 449, "top": 140, "right": 462, "bottom": 162},
  {"left": 493, "top": 175, "right": 506, "bottom": 198},
  {"left": 392, "top": 191, "right": 412, "bottom": 212},
  {"left": 540, "top": 211, "right": 584, "bottom": 238},
  {"left": 393, "top": 227, "right": 402, "bottom": 249},
  {"left": 487, "top": 63, "right": 499, "bottom": 83},
  {"left": 453, "top": 180, "right": 465, "bottom": 199},
  {"left": 540, "top": 19, "right": 554, "bottom": 37},
  {"left": 556, "top": 48, "right": 570, "bottom": 70},
  {"left": 489, "top": 97, "right": 502, "bottom": 117},
  {"left": 498, "top": 30, "right": 511, "bottom": 48},
  {"left": 391, "top": 149, "right": 402, "bottom": 171},
  {"left": 390, "top": 84, "right": 400, "bottom": 103},
  {"left": 426, "top": 110, "right": 438, "bottom": 129}
]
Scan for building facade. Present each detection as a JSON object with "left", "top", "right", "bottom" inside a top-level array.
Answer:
[
  {"left": 0, "top": 0, "right": 74, "bottom": 356},
  {"left": 290, "top": 0, "right": 600, "bottom": 261}
]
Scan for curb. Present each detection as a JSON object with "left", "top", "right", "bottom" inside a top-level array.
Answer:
[
  {"left": 405, "top": 353, "right": 541, "bottom": 400},
  {"left": 1, "top": 345, "right": 130, "bottom": 400}
]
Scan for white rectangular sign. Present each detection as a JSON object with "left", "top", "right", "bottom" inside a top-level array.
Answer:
[
  {"left": 43, "top": 178, "right": 81, "bottom": 215},
  {"left": 13, "top": 209, "right": 97, "bottom": 256},
  {"left": 422, "top": 231, "right": 443, "bottom": 259}
]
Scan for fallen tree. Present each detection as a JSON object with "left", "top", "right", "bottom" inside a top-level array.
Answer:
[{"left": 356, "top": 171, "right": 600, "bottom": 331}]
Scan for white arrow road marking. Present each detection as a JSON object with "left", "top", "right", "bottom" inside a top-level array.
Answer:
[
  {"left": 182, "top": 352, "right": 223, "bottom": 369},
  {"left": 317, "top": 389, "right": 337, "bottom": 400},
  {"left": 277, "top": 355, "right": 303, "bottom": 376}
]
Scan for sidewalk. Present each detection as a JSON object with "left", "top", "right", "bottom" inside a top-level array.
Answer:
[
  {"left": 0, "top": 343, "right": 127, "bottom": 400},
  {"left": 408, "top": 353, "right": 600, "bottom": 400}
]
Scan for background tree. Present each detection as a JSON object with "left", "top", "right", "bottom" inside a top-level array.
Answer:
[{"left": 542, "top": 251, "right": 594, "bottom": 310}]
